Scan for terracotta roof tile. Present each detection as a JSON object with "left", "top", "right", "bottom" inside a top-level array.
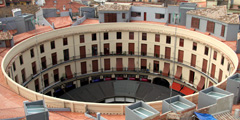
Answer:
[
  {"left": 41, "top": 0, "right": 86, "bottom": 14},
  {"left": 0, "top": 31, "right": 12, "bottom": 40},
  {"left": 187, "top": 6, "right": 239, "bottom": 24},
  {"left": 13, "top": 25, "right": 53, "bottom": 44},
  {"left": 46, "top": 16, "right": 73, "bottom": 29},
  {"left": 98, "top": 4, "right": 131, "bottom": 11}
]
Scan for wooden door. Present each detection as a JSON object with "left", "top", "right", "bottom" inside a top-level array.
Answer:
[
  {"left": 80, "top": 46, "right": 86, "bottom": 58},
  {"left": 5, "top": 40, "right": 11, "bottom": 47},
  {"left": 129, "top": 43, "right": 134, "bottom": 55},
  {"left": 81, "top": 62, "right": 87, "bottom": 74},
  {"left": 104, "top": 59, "right": 110, "bottom": 70},
  {"left": 104, "top": 43, "right": 109, "bottom": 55}
]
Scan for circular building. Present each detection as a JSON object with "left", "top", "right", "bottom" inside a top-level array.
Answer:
[{"left": 1, "top": 23, "right": 238, "bottom": 114}]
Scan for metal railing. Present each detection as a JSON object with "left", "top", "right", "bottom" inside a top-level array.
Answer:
[
  {"left": 22, "top": 51, "right": 217, "bottom": 87},
  {"left": 38, "top": 67, "right": 199, "bottom": 93}
]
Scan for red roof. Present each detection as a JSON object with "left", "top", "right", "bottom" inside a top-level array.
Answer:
[
  {"left": 13, "top": 25, "right": 53, "bottom": 45},
  {"left": 46, "top": 16, "right": 73, "bottom": 29},
  {"left": 41, "top": 0, "right": 86, "bottom": 14}
]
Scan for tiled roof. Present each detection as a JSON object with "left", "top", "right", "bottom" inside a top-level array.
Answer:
[
  {"left": 41, "top": 0, "right": 86, "bottom": 14},
  {"left": 46, "top": 16, "right": 73, "bottom": 29},
  {"left": 187, "top": 6, "right": 239, "bottom": 24},
  {"left": 98, "top": 4, "right": 131, "bottom": 11},
  {"left": 0, "top": 31, "right": 12, "bottom": 40}
]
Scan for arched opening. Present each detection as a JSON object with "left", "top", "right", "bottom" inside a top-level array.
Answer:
[{"left": 153, "top": 77, "right": 170, "bottom": 88}]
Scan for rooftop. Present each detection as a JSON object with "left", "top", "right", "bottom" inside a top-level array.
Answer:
[
  {"left": 46, "top": 16, "right": 73, "bottom": 29},
  {"left": 41, "top": 0, "right": 86, "bottom": 14},
  {"left": 98, "top": 4, "right": 131, "bottom": 11},
  {"left": 187, "top": 6, "right": 239, "bottom": 24},
  {"left": 0, "top": 31, "right": 12, "bottom": 40},
  {"left": 1, "top": 20, "right": 240, "bottom": 119}
]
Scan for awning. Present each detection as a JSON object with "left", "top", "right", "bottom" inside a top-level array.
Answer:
[
  {"left": 65, "top": 65, "right": 73, "bottom": 79},
  {"left": 174, "top": 66, "right": 182, "bottom": 80},
  {"left": 117, "top": 77, "right": 124, "bottom": 80},
  {"left": 197, "top": 76, "right": 205, "bottom": 91},
  {"left": 170, "top": 82, "right": 181, "bottom": 91},
  {"left": 180, "top": 87, "right": 195, "bottom": 95},
  {"left": 162, "top": 63, "right": 170, "bottom": 77},
  {"left": 129, "top": 77, "right": 135, "bottom": 80},
  {"left": 104, "top": 77, "right": 112, "bottom": 81},
  {"left": 141, "top": 78, "right": 148, "bottom": 82}
]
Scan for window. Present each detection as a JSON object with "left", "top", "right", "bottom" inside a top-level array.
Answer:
[
  {"left": 92, "top": 60, "right": 98, "bottom": 72},
  {"left": 211, "top": 64, "right": 216, "bottom": 78},
  {"left": 53, "top": 69, "right": 59, "bottom": 82},
  {"left": 104, "top": 13, "right": 117, "bottom": 22},
  {"left": 19, "top": 55, "right": 23, "bottom": 65},
  {"left": 191, "top": 17, "right": 200, "bottom": 29},
  {"left": 179, "top": 38, "right": 184, "bottom": 47},
  {"left": 131, "top": 12, "right": 141, "bottom": 17},
  {"left": 64, "top": 49, "right": 69, "bottom": 61},
  {"left": 92, "top": 33, "right": 97, "bottom": 41},
  {"left": 227, "top": 63, "right": 230, "bottom": 71},
  {"left": 35, "top": 79, "right": 39, "bottom": 92},
  {"left": 122, "top": 13, "right": 125, "bottom": 19},
  {"left": 44, "top": 73, "right": 49, "bottom": 87},
  {"left": 206, "top": 21, "right": 215, "bottom": 33},
  {"left": 13, "top": 62, "right": 16, "bottom": 71},
  {"left": 40, "top": 44, "right": 44, "bottom": 53},
  {"left": 193, "top": 42, "right": 197, "bottom": 51},
  {"left": 63, "top": 37, "right": 68, "bottom": 46},
  {"left": 92, "top": 44, "right": 98, "bottom": 56},
  {"left": 204, "top": 47, "right": 209, "bottom": 55},
  {"left": 117, "top": 32, "right": 121, "bottom": 39},
  {"left": 129, "top": 43, "right": 134, "bottom": 55},
  {"left": 32, "top": 62, "right": 37, "bottom": 75},
  {"left": 141, "top": 44, "right": 147, "bottom": 56},
  {"left": 51, "top": 41, "right": 55, "bottom": 49},
  {"left": 104, "top": 43, "right": 109, "bottom": 55},
  {"left": 21, "top": 69, "right": 26, "bottom": 83},
  {"left": 155, "top": 34, "right": 160, "bottom": 42},
  {"left": 191, "top": 54, "right": 196, "bottom": 67},
  {"left": 80, "top": 35, "right": 84, "bottom": 43},
  {"left": 155, "top": 13, "right": 165, "bottom": 19},
  {"left": 142, "top": 33, "right": 147, "bottom": 40},
  {"left": 202, "top": 59, "right": 207, "bottom": 73},
  {"left": 153, "top": 60, "right": 159, "bottom": 72},
  {"left": 178, "top": 50, "right": 184, "bottom": 63},
  {"left": 80, "top": 46, "right": 86, "bottom": 58},
  {"left": 30, "top": 49, "right": 34, "bottom": 58},
  {"left": 189, "top": 70, "right": 195, "bottom": 84},
  {"left": 41, "top": 57, "right": 46, "bottom": 70},
  {"left": 221, "top": 56, "right": 224, "bottom": 65},
  {"left": 129, "top": 32, "right": 134, "bottom": 40},
  {"left": 51, "top": 52, "right": 57, "bottom": 65},
  {"left": 104, "top": 32, "right": 108, "bottom": 40},
  {"left": 116, "top": 43, "right": 122, "bottom": 54},
  {"left": 165, "top": 47, "right": 171, "bottom": 59},
  {"left": 221, "top": 25, "right": 225, "bottom": 37},
  {"left": 166, "top": 36, "right": 171, "bottom": 44},
  {"left": 15, "top": 75, "right": 18, "bottom": 83},
  {"left": 213, "top": 51, "right": 217, "bottom": 60}
]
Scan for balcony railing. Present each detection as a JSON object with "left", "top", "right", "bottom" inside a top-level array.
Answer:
[
  {"left": 21, "top": 51, "right": 217, "bottom": 87},
  {"left": 38, "top": 67, "right": 199, "bottom": 93}
]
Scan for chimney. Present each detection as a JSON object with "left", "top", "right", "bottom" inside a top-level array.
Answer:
[
  {"left": 236, "top": 40, "right": 240, "bottom": 53},
  {"left": 63, "top": 5, "right": 66, "bottom": 10},
  {"left": 12, "top": 8, "right": 22, "bottom": 17}
]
